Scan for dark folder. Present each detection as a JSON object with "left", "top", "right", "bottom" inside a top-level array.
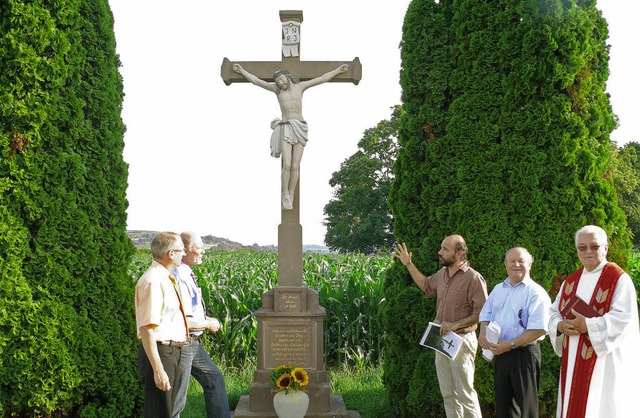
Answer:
[{"left": 560, "top": 295, "right": 600, "bottom": 320}]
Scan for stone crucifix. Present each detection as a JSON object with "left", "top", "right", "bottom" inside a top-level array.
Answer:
[
  {"left": 221, "top": 10, "right": 361, "bottom": 210},
  {"left": 222, "top": 13, "right": 361, "bottom": 415},
  {"left": 221, "top": 10, "right": 361, "bottom": 287}
]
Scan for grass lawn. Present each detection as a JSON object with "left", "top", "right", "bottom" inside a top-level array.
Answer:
[{"left": 182, "top": 365, "right": 388, "bottom": 418}]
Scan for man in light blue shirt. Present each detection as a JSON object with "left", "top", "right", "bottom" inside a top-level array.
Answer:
[
  {"left": 478, "top": 247, "right": 551, "bottom": 418},
  {"left": 175, "top": 232, "right": 231, "bottom": 418}
]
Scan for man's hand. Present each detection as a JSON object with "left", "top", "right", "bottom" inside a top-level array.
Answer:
[
  {"left": 339, "top": 64, "right": 349, "bottom": 73},
  {"left": 233, "top": 64, "right": 243, "bottom": 74},
  {"left": 206, "top": 317, "right": 221, "bottom": 333},
  {"left": 393, "top": 242, "right": 413, "bottom": 267},
  {"left": 153, "top": 368, "right": 171, "bottom": 391},
  {"left": 559, "top": 309, "right": 587, "bottom": 335},
  {"left": 439, "top": 321, "right": 456, "bottom": 336},
  {"left": 140, "top": 326, "right": 171, "bottom": 391},
  {"left": 488, "top": 340, "right": 512, "bottom": 356},
  {"left": 479, "top": 330, "right": 510, "bottom": 355},
  {"left": 478, "top": 334, "right": 490, "bottom": 349}
]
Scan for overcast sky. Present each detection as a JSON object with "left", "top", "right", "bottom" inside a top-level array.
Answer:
[{"left": 108, "top": 0, "right": 639, "bottom": 246}]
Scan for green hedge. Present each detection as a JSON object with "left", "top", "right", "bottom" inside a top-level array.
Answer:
[
  {"left": 386, "top": 0, "right": 629, "bottom": 416},
  {"left": 0, "top": 1, "right": 139, "bottom": 416}
]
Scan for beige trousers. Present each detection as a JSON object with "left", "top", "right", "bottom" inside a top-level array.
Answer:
[{"left": 435, "top": 331, "right": 482, "bottom": 418}]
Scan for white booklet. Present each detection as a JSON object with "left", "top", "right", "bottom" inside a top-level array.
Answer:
[
  {"left": 419, "top": 321, "right": 463, "bottom": 360},
  {"left": 482, "top": 321, "right": 501, "bottom": 361}
]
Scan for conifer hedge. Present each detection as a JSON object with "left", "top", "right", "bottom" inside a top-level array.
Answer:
[
  {"left": 1, "top": 1, "right": 139, "bottom": 416},
  {"left": 385, "top": 0, "right": 630, "bottom": 416}
]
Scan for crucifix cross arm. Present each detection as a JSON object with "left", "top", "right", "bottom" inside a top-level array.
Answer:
[{"left": 220, "top": 57, "right": 361, "bottom": 86}]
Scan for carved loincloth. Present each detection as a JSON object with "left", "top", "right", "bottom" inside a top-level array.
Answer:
[{"left": 269, "top": 118, "right": 308, "bottom": 158}]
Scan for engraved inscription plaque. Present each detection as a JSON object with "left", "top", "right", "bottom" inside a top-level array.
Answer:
[
  {"left": 275, "top": 288, "right": 305, "bottom": 312},
  {"left": 266, "top": 324, "right": 312, "bottom": 368}
]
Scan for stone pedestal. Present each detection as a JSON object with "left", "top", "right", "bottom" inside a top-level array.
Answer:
[
  {"left": 253, "top": 286, "right": 329, "bottom": 412},
  {"left": 232, "top": 287, "right": 354, "bottom": 418},
  {"left": 250, "top": 287, "right": 327, "bottom": 412},
  {"left": 233, "top": 242, "right": 359, "bottom": 418},
  {"left": 242, "top": 286, "right": 328, "bottom": 412}
]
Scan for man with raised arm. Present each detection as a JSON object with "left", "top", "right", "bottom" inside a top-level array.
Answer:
[
  {"left": 394, "top": 236, "right": 487, "bottom": 418},
  {"left": 233, "top": 63, "right": 348, "bottom": 210}
]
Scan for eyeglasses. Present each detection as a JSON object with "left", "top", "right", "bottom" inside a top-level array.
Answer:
[
  {"left": 170, "top": 248, "right": 185, "bottom": 254},
  {"left": 577, "top": 244, "right": 603, "bottom": 252}
]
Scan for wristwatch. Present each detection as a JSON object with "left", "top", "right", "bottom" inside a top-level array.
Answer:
[{"left": 510, "top": 339, "right": 516, "bottom": 350}]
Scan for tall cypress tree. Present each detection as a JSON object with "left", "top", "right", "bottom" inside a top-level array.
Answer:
[
  {"left": 0, "top": 0, "right": 138, "bottom": 415},
  {"left": 385, "top": 0, "right": 630, "bottom": 415}
]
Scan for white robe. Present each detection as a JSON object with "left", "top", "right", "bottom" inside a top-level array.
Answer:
[{"left": 549, "top": 260, "right": 640, "bottom": 418}]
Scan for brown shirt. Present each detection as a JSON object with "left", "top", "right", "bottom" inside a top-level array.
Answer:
[{"left": 419, "top": 261, "right": 488, "bottom": 333}]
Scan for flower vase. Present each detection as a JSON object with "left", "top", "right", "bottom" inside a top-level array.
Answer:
[{"left": 273, "top": 390, "right": 309, "bottom": 418}]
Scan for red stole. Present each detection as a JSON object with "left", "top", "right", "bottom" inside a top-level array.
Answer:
[{"left": 558, "top": 262, "right": 623, "bottom": 418}]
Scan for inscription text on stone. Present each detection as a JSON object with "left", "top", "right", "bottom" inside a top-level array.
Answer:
[{"left": 266, "top": 325, "right": 312, "bottom": 368}]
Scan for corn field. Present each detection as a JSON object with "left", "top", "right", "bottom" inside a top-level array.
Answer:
[{"left": 130, "top": 250, "right": 391, "bottom": 368}]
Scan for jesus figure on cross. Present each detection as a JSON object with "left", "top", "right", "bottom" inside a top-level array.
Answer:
[{"left": 233, "top": 63, "right": 349, "bottom": 210}]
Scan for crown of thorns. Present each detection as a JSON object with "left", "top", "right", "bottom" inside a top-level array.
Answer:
[{"left": 273, "top": 69, "right": 292, "bottom": 79}]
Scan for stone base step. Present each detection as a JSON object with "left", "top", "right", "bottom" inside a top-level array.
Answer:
[{"left": 232, "top": 394, "right": 361, "bottom": 418}]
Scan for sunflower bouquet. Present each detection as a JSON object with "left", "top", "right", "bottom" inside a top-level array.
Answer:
[{"left": 269, "top": 364, "right": 309, "bottom": 393}]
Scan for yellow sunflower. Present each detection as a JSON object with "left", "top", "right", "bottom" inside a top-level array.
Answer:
[
  {"left": 274, "top": 364, "right": 290, "bottom": 374},
  {"left": 291, "top": 367, "right": 309, "bottom": 388},
  {"left": 275, "top": 373, "right": 292, "bottom": 390}
]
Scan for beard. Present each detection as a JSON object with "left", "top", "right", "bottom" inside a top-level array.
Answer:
[{"left": 438, "top": 255, "right": 456, "bottom": 267}]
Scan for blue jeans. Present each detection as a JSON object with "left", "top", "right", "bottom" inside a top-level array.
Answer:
[{"left": 182, "top": 339, "right": 231, "bottom": 418}]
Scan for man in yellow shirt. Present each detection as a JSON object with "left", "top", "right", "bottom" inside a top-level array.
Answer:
[{"left": 135, "top": 232, "right": 191, "bottom": 418}]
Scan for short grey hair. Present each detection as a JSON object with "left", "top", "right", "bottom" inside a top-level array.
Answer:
[
  {"left": 151, "top": 232, "right": 180, "bottom": 260},
  {"left": 574, "top": 225, "right": 608, "bottom": 246},
  {"left": 180, "top": 231, "right": 196, "bottom": 248},
  {"left": 504, "top": 247, "right": 533, "bottom": 265}
]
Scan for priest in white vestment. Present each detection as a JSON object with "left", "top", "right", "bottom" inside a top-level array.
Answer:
[{"left": 549, "top": 225, "right": 640, "bottom": 418}]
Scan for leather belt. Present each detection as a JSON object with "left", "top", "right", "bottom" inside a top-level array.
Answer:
[
  {"left": 157, "top": 340, "right": 188, "bottom": 349},
  {"left": 512, "top": 341, "right": 539, "bottom": 351}
]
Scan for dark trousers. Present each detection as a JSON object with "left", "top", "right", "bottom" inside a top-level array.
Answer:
[
  {"left": 493, "top": 343, "right": 541, "bottom": 418},
  {"left": 138, "top": 344, "right": 191, "bottom": 418},
  {"left": 181, "top": 339, "right": 231, "bottom": 418}
]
